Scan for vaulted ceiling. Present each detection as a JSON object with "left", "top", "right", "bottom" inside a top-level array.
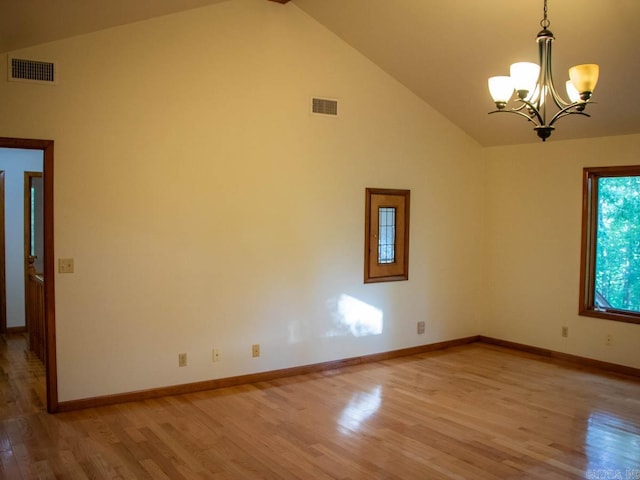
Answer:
[{"left": 1, "top": 0, "right": 638, "bottom": 146}]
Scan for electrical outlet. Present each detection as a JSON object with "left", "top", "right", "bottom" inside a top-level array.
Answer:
[
  {"left": 561, "top": 326, "right": 568, "bottom": 338},
  {"left": 58, "top": 258, "right": 74, "bottom": 273},
  {"left": 252, "top": 344, "right": 260, "bottom": 357},
  {"left": 417, "top": 321, "right": 425, "bottom": 335},
  {"left": 212, "top": 349, "right": 220, "bottom": 362},
  {"left": 178, "top": 353, "right": 187, "bottom": 367},
  {"left": 606, "top": 334, "right": 613, "bottom": 346}
]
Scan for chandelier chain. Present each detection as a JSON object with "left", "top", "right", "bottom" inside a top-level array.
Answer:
[{"left": 540, "top": 0, "right": 550, "bottom": 29}]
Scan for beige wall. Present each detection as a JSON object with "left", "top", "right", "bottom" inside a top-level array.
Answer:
[
  {"left": 0, "top": 0, "right": 484, "bottom": 401},
  {"left": 2, "top": 0, "right": 636, "bottom": 403},
  {"left": 484, "top": 134, "right": 640, "bottom": 368}
]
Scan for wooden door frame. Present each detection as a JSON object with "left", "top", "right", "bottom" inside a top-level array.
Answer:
[
  {"left": 0, "top": 170, "right": 5, "bottom": 332},
  {"left": 0, "top": 137, "right": 57, "bottom": 413}
]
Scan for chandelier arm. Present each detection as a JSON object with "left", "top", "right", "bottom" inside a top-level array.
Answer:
[
  {"left": 508, "top": 102, "right": 530, "bottom": 113},
  {"left": 548, "top": 108, "right": 591, "bottom": 127},
  {"left": 488, "top": 109, "right": 542, "bottom": 127},
  {"left": 517, "top": 98, "right": 545, "bottom": 126}
]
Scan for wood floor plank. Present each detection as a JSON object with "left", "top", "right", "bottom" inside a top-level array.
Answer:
[
  {"left": 0, "top": 449, "right": 22, "bottom": 479},
  {"left": 2, "top": 333, "right": 640, "bottom": 479}
]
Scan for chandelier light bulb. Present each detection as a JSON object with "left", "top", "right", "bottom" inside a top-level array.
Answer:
[
  {"left": 488, "top": 76, "right": 514, "bottom": 107},
  {"left": 569, "top": 64, "right": 599, "bottom": 100},
  {"left": 565, "top": 80, "right": 580, "bottom": 103},
  {"left": 510, "top": 62, "right": 540, "bottom": 98}
]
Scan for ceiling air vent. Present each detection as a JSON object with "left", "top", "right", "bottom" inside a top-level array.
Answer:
[
  {"left": 8, "top": 56, "right": 57, "bottom": 85},
  {"left": 312, "top": 97, "right": 338, "bottom": 116}
]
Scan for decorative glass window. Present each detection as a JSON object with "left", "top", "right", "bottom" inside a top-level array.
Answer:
[
  {"left": 378, "top": 207, "right": 396, "bottom": 264},
  {"left": 364, "top": 188, "right": 410, "bottom": 283}
]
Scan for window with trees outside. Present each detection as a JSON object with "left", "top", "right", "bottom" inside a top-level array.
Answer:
[{"left": 580, "top": 166, "right": 640, "bottom": 324}]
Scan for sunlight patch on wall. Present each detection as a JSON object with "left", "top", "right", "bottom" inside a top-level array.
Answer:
[
  {"left": 288, "top": 318, "right": 310, "bottom": 344},
  {"left": 326, "top": 294, "right": 383, "bottom": 338}
]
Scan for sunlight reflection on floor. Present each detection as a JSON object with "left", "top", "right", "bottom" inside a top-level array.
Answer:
[
  {"left": 585, "top": 411, "right": 640, "bottom": 477},
  {"left": 338, "top": 385, "right": 382, "bottom": 434}
]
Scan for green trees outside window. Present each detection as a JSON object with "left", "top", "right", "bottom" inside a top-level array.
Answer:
[
  {"left": 580, "top": 166, "right": 640, "bottom": 323},
  {"left": 595, "top": 176, "right": 640, "bottom": 312}
]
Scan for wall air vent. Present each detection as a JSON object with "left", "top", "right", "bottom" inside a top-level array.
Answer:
[
  {"left": 8, "top": 56, "right": 57, "bottom": 85},
  {"left": 311, "top": 97, "right": 338, "bottom": 116}
]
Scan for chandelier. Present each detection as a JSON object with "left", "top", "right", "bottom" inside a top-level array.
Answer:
[{"left": 488, "top": 0, "right": 599, "bottom": 141}]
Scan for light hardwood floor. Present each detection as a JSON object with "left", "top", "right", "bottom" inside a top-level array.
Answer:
[{"left": 1, "top": 333, "right": 640, "bottom": 479}]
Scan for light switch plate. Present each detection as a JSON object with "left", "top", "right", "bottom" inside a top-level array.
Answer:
[{"left": 58, "top": 258, "right": 74, "bottom": 273}]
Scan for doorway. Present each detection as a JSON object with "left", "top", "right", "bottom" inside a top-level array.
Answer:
[{"left": 0, "top": 137, "right": 57, "bottom": 413}]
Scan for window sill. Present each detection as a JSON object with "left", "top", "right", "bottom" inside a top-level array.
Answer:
[{"left": 579, "top": 307, "right": 640, "bottom": 325}]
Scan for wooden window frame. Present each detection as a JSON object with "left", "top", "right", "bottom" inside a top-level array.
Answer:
[
  {"left": 364, "top": 188, "right": 410, "bottom": 283},
  {"left": 579, "top": 165, "right": 640, "bottom": 324}
]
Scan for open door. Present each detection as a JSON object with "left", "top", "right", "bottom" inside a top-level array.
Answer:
[
  {"left": 24, "top": 172, "right": 45, "bottom": 362},
  {"left": 25, "top": 172, "right": 44, "bottom": 275}
]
